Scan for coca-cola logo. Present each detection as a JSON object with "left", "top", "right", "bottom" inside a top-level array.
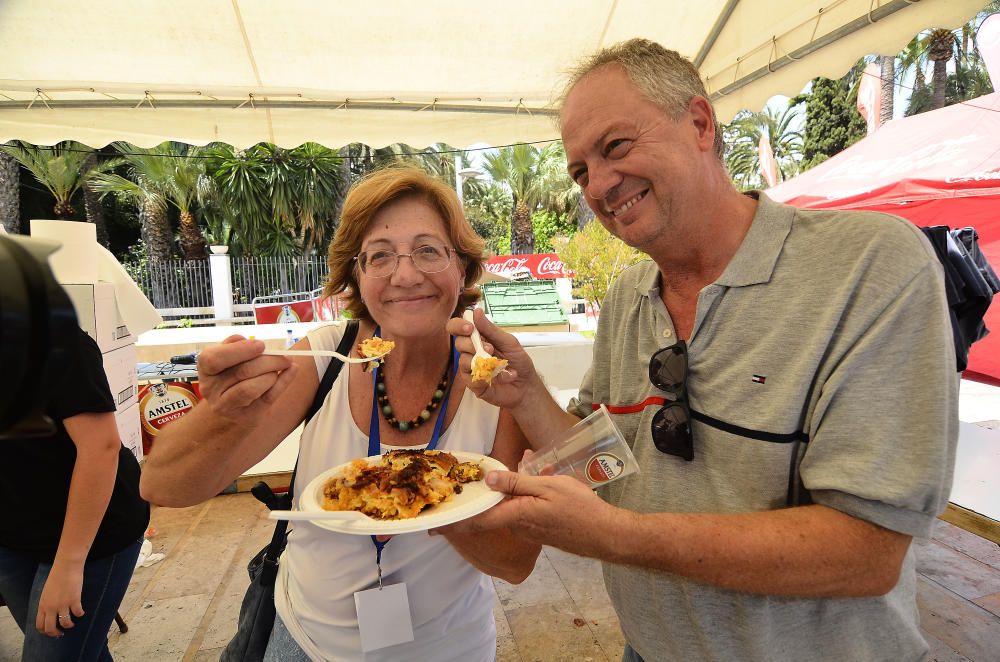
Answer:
[
  {"left": 538, "top": 256, "right": 569, "bottom": 277},
  {"left": 485, "top": 254, "right": 573, "bottom": 279},
  {"left": 486, "top": 257, "right": 530, "bottom": 274}
]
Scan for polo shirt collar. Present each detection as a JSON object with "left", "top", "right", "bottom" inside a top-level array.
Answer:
[
  {"left": 715, "top": 192, "right": 794, "bottom": 288},
  {"left": 634, "top": 192, "right": 795, "bottom": 296}
]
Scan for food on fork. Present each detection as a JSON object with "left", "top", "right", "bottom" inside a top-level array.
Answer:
[
  {"left": 357, "top": 336, "right": 395, "bottom": 372},
  {"left": 322, "top": 450, "right": 485, "bottom": 519},
  {"left": 471, "top": 355, "right": 508, "bottom": 385}
]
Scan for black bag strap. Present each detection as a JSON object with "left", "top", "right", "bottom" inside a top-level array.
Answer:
[
  {"left": 304, "top": 320, "right": 359, "bottom": 424},
  {"left": 255, "top": 320, "right": 360, "bottom": 575}
]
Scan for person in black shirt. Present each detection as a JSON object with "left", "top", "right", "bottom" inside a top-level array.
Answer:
[{"left": 0, "top": 327, "right": 149, "bottom": 661}]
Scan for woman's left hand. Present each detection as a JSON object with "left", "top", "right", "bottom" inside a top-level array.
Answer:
[{"left": 35, "top": 561, "right": 85, "bottom": 637}]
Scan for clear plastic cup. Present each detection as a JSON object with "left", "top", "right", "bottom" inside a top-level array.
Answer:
[{"left": 518, "top": 405, "right": 639, "bottom": 487}]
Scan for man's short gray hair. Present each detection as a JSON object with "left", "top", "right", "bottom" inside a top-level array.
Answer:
[{"left": 558, "top": 38, "right": 724, "bottom": 159}]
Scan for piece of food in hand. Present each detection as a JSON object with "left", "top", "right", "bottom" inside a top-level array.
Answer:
[
  {"left": 322, "top": 450, "right": 485, "bottom": 519},
  {"left": 357, "top": 337, "right": 395, "bottom": 372},
  {"left": 471, "top": 355, "right": 509, "bottom": 384}
]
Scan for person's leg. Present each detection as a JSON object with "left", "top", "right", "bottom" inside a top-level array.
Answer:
[
  {"left": 263, "top": 612, "right": 312, "bottom": 662},
  {"left": 0, "top": 544, "right": 40, "bottom": 634},
  {"left": 22, "top": 538, "right": 142, "bottom": 662},
  {"left": 622, "top": 643, "right": 646, "bottom": 662}
]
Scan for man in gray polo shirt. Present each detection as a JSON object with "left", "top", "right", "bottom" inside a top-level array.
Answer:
[{"left": 445, "top": 39, "right": 957, "bottom": 662}]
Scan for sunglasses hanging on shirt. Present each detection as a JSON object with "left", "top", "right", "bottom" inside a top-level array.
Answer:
[{"left": 648, "top": 341, "right": 694, "bottom": 461}]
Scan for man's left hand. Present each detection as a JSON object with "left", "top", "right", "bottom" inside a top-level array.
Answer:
[{"left": 432, "top": 471, "right": 621, "bottom": 559}]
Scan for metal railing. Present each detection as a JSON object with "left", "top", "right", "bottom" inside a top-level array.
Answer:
[
  {"left": 123, "top": 259, "right": 213, "bottom": 309},
  {"left": 122, "top": 256, "right": 329, "bottom": 311},
  {"left": 230, "top": 256, "right": 328, "bottom": 304}
]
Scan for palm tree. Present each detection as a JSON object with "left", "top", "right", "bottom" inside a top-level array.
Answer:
[
  {"left": 879, "top": 55, "right": 895, "bottom": 125},
  {"left": 926, "top": 28, "right": 959, "bottom": 110},
  {"left": 165, "top": 150, "right": 212, "bottom": 260},
  {"left": 902, "top": 5, "right": 1000, "bottom": 116},
  {"left": 204, "top": 143, "right": 346, "bottom": 256},
  {"left": 80, "top": 152, "right": 111, "bottom": 247},
  {"left": 88, "top": 143, "right": 176, "bottom": 262},
  {"left": 724, "top": 106, "right": 803, "bottom": 190},
  {"left": 482, "top": 144, "right": 555, "bottom": 255},
  {"left": 268, "top": 143, "right": 346, "bottom": 254},
  {"left": 0, "top": 141, "right": 114, "bottom": 221},
  {"left": 533, "top": 142, "right": 587, "bottom": 230},
  {"left": 0, "top": 150, "right": 19, "bottom": 234},
  {"left": 898, "top": 36, "right": 930, "bottom": 116}
]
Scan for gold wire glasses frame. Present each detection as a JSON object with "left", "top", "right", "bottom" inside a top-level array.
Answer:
[{"left": 354, "top": 245, "right": 455, "bottom": 279}]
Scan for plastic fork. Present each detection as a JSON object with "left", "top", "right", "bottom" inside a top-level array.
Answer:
[
  {"left": 262, "top": 348, "right": 384, "bottom": 364},
  {"left": 463, "top": 310, "right": 493, "bottom": 360}
]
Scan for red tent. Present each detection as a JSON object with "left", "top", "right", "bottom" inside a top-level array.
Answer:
[{"left": 768, "top": 92, "right": 1000, "bottom": 386}]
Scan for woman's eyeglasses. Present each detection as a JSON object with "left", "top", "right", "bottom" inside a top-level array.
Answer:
[
  {"left": 648, "top": 341, "right": 694, "bottom": 461},
  {"left": 355, "top": 245, "right": 454, "bottom": 278}
]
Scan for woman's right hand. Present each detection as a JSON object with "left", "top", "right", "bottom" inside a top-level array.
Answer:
[{"left": 196, "top": 336, "right": 297, "bottom": 423}]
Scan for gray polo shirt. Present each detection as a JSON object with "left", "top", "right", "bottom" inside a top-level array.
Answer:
[{"left": 569, "top": 193, "right": 958, "bottom": 662}]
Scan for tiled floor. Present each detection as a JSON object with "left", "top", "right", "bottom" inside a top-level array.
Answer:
[{"left": 2, "top": 493, "right": 998, "bottom": 661}]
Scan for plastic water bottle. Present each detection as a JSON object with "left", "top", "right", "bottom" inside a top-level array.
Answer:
[{"left": 285, "top": 329, "right": 295, "bottom": 349}]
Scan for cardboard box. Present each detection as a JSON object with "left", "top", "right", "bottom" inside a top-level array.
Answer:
[
  {"left": 115, "top": 402, "right": 142, "bottom": 462},
  {"left": 102, "top": 344, "right": 138, "bottom": 412},
  {"left": 63, "top": 282, "right": 134, "bottom": 353}
]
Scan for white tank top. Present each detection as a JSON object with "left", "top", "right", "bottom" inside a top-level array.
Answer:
[{"left": 274, "top": 322, "right": 500, "bottom": 662}]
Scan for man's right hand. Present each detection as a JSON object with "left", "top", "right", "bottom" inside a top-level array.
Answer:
[
  {"left": 196, "top": 336, "right": 297, "bottom": 423},
  {"left": 447, "top": 309, "right": 537, "bottom": 410}
]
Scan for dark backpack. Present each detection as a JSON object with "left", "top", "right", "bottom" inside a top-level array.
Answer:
[{"left": 920, "top": 226, "right": 1000, "bottom": 371}]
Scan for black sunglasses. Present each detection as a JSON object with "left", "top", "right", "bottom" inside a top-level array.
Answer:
[{"left": 648, "top": 341, "right": 694, "bottom": 461}]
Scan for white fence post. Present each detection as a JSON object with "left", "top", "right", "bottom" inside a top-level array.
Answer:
[{"left": 209, "top": 249, "right": 234, "bottom": 324}]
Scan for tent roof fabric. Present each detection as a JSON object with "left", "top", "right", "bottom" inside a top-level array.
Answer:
[
  {"left": 768, "top": 93, "right": 1000, "bottom": 385},
  {"left": 0, "top": 0, "right": 984, "bottom": 148}
]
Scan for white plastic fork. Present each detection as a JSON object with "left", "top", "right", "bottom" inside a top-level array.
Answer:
[
  {"left": 464, "top": 310, "right": 509, "bottom": 382},
  {"left": 262, "top": 348, "right": 384, "bottom": 364},
  {"left": 463, "top": 310, "right": 492, "bottom": 360}
]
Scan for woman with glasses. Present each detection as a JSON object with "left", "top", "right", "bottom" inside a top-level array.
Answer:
[{"left": 140, "top": 166, "right": 539, "bottom": 661}]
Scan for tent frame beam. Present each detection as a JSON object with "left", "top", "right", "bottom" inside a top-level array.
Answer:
[
  {"left": 708, "top": 0, "right": 918, "bottom": 101},
  {"left": 0, "top": 98, "right": 559, "bottom": 116}
]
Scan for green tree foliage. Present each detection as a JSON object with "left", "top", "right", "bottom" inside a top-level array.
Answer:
[
  {"left": 555, "top": 221, "right": 644, "bottom": 314},
  {"left": 723, "top": 106, "right": 803, "bottom": 191},
  {"left": 482, "top": 144, "right": 570, "bottom": 255},
  {"left": 531, "top": 210, "right": 576, "bottom": 253},
  {"left": 791, "top": 64, "right": 867, "bottom": 172},
  {"left": 463, "top": 181, "right": 512, "bottom": 256},
  {"left": 0, "top": 141, "right": 118, "bottom": 220},
  {"left": 202, "top": 143, "right": 347, "bottom": 257},
  {"left": 88, "top": 142, "right": 193, "bottom": 262}
]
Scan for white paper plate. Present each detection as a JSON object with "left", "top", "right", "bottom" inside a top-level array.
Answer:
[{"left": 298, "top": 451, "right": 507, "bottom": 535}]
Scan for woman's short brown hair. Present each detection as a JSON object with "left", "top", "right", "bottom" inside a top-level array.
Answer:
[{"left": 324, "top": 165, "right": 485, "bottom": 322}]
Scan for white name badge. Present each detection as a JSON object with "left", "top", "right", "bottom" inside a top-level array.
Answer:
[{"left": 354, "top": 583, "right": 414, "bottom": 652}]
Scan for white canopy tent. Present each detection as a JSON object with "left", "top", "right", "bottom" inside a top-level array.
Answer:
[{"left": 0, "top": 0, "right": 984, "bottom": 148}]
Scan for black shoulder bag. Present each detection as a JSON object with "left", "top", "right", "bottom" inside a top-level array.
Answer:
[{"left": 221, "top": 320, "right": 359, "bottom": 662}]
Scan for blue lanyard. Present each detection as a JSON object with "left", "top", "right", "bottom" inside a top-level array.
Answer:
[{"left": 366, "top": 328, "right": 459, "bottom": 572}]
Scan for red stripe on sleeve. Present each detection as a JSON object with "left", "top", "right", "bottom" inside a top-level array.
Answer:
[{"left": 593, "top": 396, "right": 667, "bottom": 414}]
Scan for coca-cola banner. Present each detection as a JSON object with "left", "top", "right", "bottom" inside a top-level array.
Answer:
[{"left": 484, "top": 254, "right": 574, "bottom": 279}]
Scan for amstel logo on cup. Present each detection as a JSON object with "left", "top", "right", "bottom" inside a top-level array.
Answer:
[
  {"left": 139, "top": 382, "right": 200, "bottom": 436},
  {"left": 585, "top": 453, "right": 625, "bottom": 484}
]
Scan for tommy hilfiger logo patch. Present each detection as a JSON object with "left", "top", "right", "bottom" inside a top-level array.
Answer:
[{"left": 751, "top": 374, "right": 767, "bottom": 384}]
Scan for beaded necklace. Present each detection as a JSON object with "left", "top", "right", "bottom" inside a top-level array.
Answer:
[{"left": 373, "top": 346, "right": 452, "bottom": 433}]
